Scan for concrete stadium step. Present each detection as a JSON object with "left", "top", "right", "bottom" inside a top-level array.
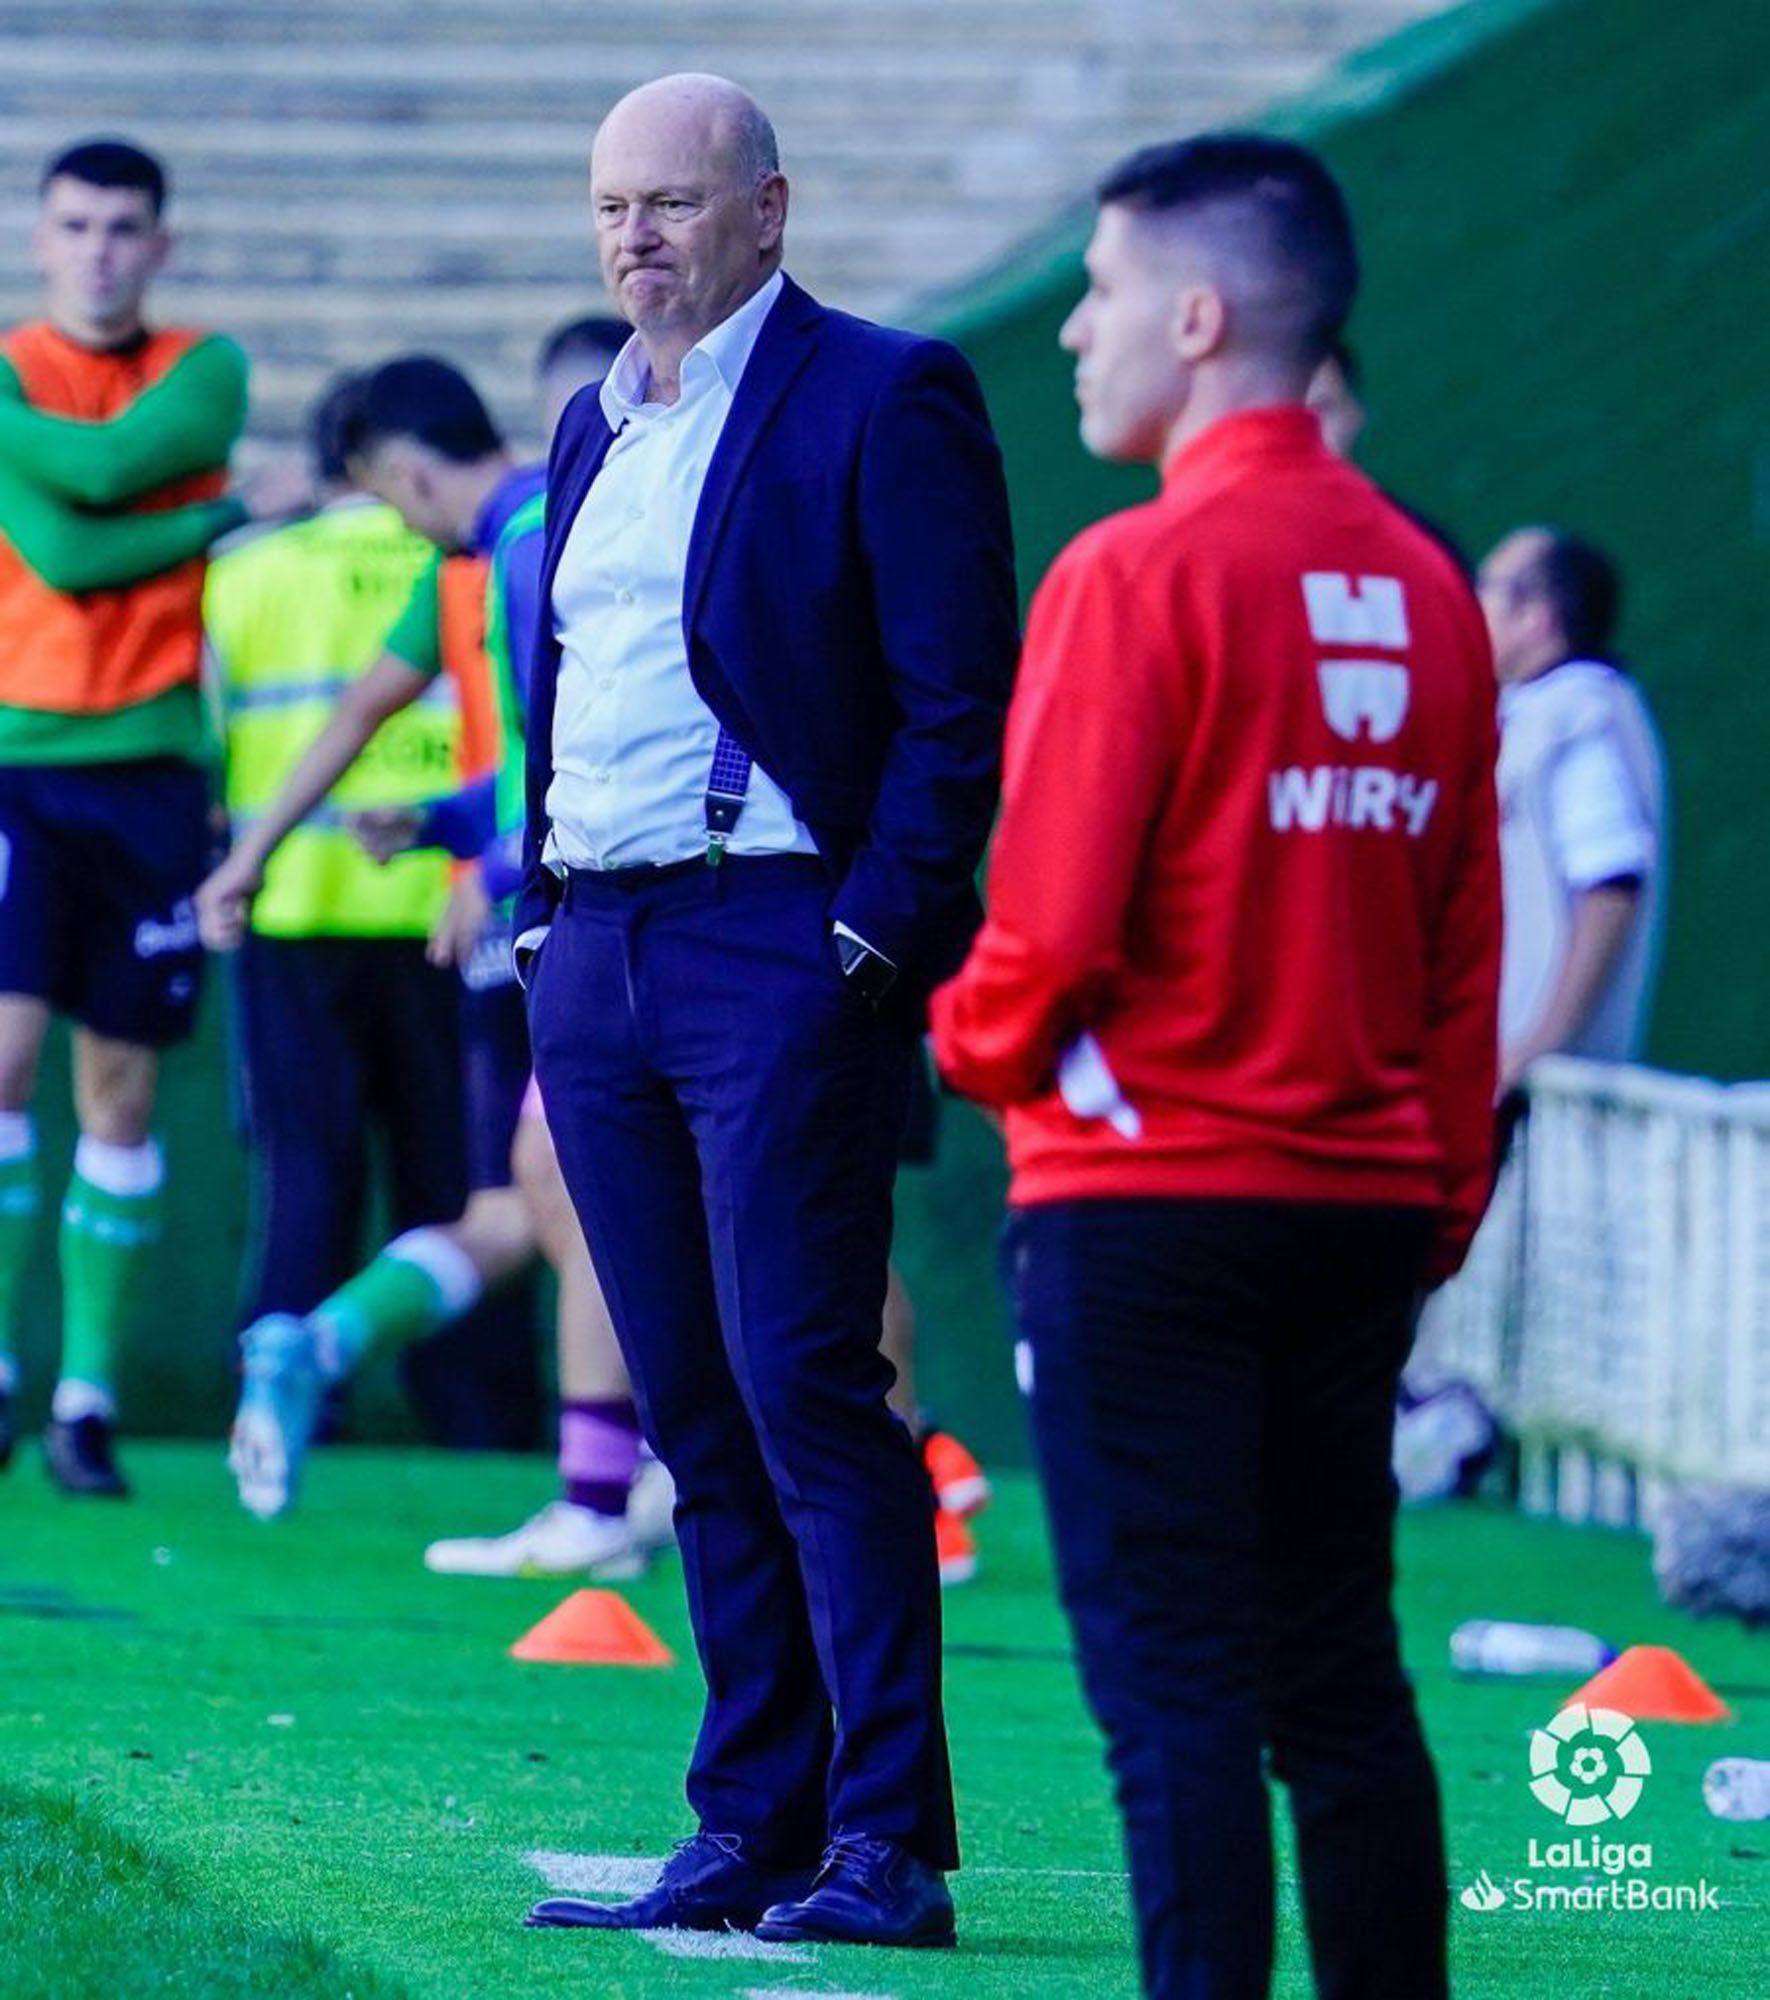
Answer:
[
  {"left": 0, "top": 0, "right": 1397, "bottom": 49},
  {"left": 0, "top": 0, "right": 1448, "bottom": 440}
]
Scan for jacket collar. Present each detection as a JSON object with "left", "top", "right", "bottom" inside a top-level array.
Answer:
[
  {"left": 545, "top": 410, "right": 616, "bottom": 580},
  {"left": 1161, "top": 404, "right": 1326, "bottom": 494},
  {"left": 541, "top": 275, "right": 825, "bottom": 634},
  {"left": 683, "top": 273, "right": 823, "bottom": 630}
]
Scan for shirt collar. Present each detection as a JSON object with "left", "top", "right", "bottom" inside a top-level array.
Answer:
[
  {"left": 1160, "top": 404, "right": 1327, "bottom": 493},
  {"left": 599, "top": 268, "right": 786, "bottom": 428},
  {"left": 1507, "top": 655, "right": 1622, "bottom": 703}
]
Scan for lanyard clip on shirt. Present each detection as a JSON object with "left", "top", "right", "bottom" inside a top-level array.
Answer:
[{"left": 704, "top": 727, "right": 753, "bottom": 868}]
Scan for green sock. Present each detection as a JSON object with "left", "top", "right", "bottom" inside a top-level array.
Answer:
[
  {"left": 0, "top": 1128, "right": 41, "bottom": 1389},
  {"left": 309, "top": 1227, "right": 482, "bottom": 1375},
  {"left": 59, "top": 1141, "right": 165, "bottom": 1407}
]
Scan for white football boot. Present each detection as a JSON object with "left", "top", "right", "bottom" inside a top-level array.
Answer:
[{"left": 423, "top": 1499, "right": 647, "bottom": 1579}]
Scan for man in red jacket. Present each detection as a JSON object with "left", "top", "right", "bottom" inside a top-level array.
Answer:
[{"left": 932, "top": 134, "right": 1499, "bottom": 2000}]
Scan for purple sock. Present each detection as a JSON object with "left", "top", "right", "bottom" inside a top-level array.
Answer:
[{"left": 560, "top": 1397, "right": 641, "bottom": 1517}]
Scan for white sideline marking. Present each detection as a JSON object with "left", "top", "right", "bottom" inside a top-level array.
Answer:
[
  {"left": 646, "top": 1929, "right": 812, "bottom": 1962},
  {"left": 523, "top": 1848, "right": 662, "bottom": 1896},
  {"left": 744, "top": 1989, "right": 895, "bottom": 1999},
  {"left": 519, "top": 1853, "right": 814, "bottom": 1964}
]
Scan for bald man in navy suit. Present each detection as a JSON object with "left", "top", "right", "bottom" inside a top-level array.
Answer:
[{"left": 518, "top": 75, "right": 1017, "bottom": 1950}]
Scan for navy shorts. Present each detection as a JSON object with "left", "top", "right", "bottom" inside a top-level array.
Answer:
[
  {"left": 458, "top": 922, "right": 530, "bottom": 1193},
  {"left": 0, "top": 758, "right": 212, "bottom": 1048}
]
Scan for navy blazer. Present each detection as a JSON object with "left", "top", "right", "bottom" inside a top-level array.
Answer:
[{"left": 517, "top": 275, "right": 1018, "bottom": 1000}]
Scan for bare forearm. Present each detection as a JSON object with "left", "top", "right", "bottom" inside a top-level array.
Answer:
[
  {"left": 1503, "top": 883, "right": 1641, "bottom": 1084},
  {"left": 236, "top": 657, "right": 427, "bottom": 867}
]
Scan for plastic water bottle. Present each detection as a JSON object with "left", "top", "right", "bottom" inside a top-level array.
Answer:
[
  {"left": 1703, "top": 1758, "right": 1770, "bottom": 1821},
  {"left": 1449, "top": 1620, "right": 1615, "bottom": 1677}
]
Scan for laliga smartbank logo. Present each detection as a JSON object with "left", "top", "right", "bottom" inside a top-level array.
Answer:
[
  {"left": 1459, "top": 1702, "right": 1720, "bottom": 1918},
  {"left": 1528, "top": 1702, "right": 1651, "bottom": 1824}
]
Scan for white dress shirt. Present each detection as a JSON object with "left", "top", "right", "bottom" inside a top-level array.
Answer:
[
  {"left": 1497, "top": 658, "right": 1667, "bottom": 1060},
  {"left": 544, "top": 270, "right": 817, "bottom": 872}
]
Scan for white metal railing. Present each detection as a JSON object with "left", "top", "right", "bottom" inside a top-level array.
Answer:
[{"left": 1412, "top": 1056, "right": 1770, "bottom": 1521}]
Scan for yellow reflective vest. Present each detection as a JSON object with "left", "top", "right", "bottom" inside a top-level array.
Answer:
[{"left": 205, "top": 499, "right": 459, "bottom": 938}]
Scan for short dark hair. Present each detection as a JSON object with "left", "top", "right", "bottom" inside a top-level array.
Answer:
[
  {"left": 537, "top": 314, "right": 628, "bottom": 377},
  {"left": 1526, "top": 532, "right": 1623, "bottom": 659},
  {"left": 308, "top": 372, "right": 367, "bottom": 486},
  {"left": 1096, "top": 132, "right": 1358, "bottom": 364},
  {"left": 343, "top": 356, "right": 503, "bottom": 465},
  {"left": 41, "top": 137, "right": 167, "bottom": 218}
]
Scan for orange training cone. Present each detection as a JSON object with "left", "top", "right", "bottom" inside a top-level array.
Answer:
[
  {"left": 1568, "top": 1644, "right": 1733, "bottom": 1723},
  {"left": 509, "top": 1588, "right": 675, "bottom": 1667}
]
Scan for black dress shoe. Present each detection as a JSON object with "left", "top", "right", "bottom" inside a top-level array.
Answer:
[
  {"left": 755, "top": 1833, "right": 955, "bottom": 1948},
  {"left": 524, "top": 1831, "right": 814, "bottom": 1931},
  {"left": 0, "top": 1386, "right": 15, "bottom": 1471},
  {"left": 43, "top": 1414, "right": 129, "bottom": 1497}
]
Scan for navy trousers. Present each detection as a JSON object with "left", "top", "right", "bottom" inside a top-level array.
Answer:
[
  {"left": 1007, "top": 1198, "right": 1447, "bottom": 2000},
  {"left": 528, "top": 856, "right": 957, "bottom": 1868}
]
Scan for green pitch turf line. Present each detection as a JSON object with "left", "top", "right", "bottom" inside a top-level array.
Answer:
[{"left": 2, "top": 1444, "right": 1767, "bottom": 1997}]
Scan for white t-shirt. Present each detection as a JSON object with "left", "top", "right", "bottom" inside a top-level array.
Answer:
[{"left": 1497, "top": 658, "right": 1667, "bottom": 1061}]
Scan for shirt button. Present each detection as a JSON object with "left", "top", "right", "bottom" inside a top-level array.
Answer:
[
  {"left": 599, "top": 676, "right": 616, "bottom": 693},
  {"left": 617, "top": 587, "right": 635, "bottom": 605},
  {"left": 594, "top": 770, "right": 612, "bottom": 785},
  {"left": 627, "top": 505, "right": 644, "bottom": 522}
]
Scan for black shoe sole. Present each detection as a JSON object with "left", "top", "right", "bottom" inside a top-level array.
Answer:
[
  {"left": 524, "top": 1900, "right": 766, "bottom": 1932},
  {"left": 753, "top": 1919, "right": 957, "bottom": 1949}
]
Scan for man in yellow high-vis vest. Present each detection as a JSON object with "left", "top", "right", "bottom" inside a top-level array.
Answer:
[{"left": 205, "top": 375, "right": 478, "bottom": 1352}]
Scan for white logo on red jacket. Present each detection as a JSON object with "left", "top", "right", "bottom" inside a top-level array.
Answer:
[
  {"left": 1268, "top": 765, "right": 1438, "bottom": 836},
  {"left": 1302, "top": 572, "right": 1410, "bottom": 647},
  {"left": 1271, "top": 572, "right": 1437, "bottom": 837},
  {"left": 1306, "top": 573, "right": 1411, "bottom": 743},
  {"left": 1317, "top": 661, "right": 1410, "bottom": 744}
]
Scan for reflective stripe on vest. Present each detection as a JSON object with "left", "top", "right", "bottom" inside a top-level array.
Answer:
[
  {"left": 207, "top": 502, "right": 458, "bottom": 938},
  {"left": 229, "top": 674, "right": 457, "bottom": 716}
]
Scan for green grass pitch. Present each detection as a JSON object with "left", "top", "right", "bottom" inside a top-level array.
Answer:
[{"left": 2, "top": 1445, "right": 1765, "bottom": 1997}]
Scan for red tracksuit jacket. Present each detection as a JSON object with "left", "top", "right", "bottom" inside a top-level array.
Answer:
[{"left": 930, "top": 407, "right": 1501, "bottom": 1280}]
